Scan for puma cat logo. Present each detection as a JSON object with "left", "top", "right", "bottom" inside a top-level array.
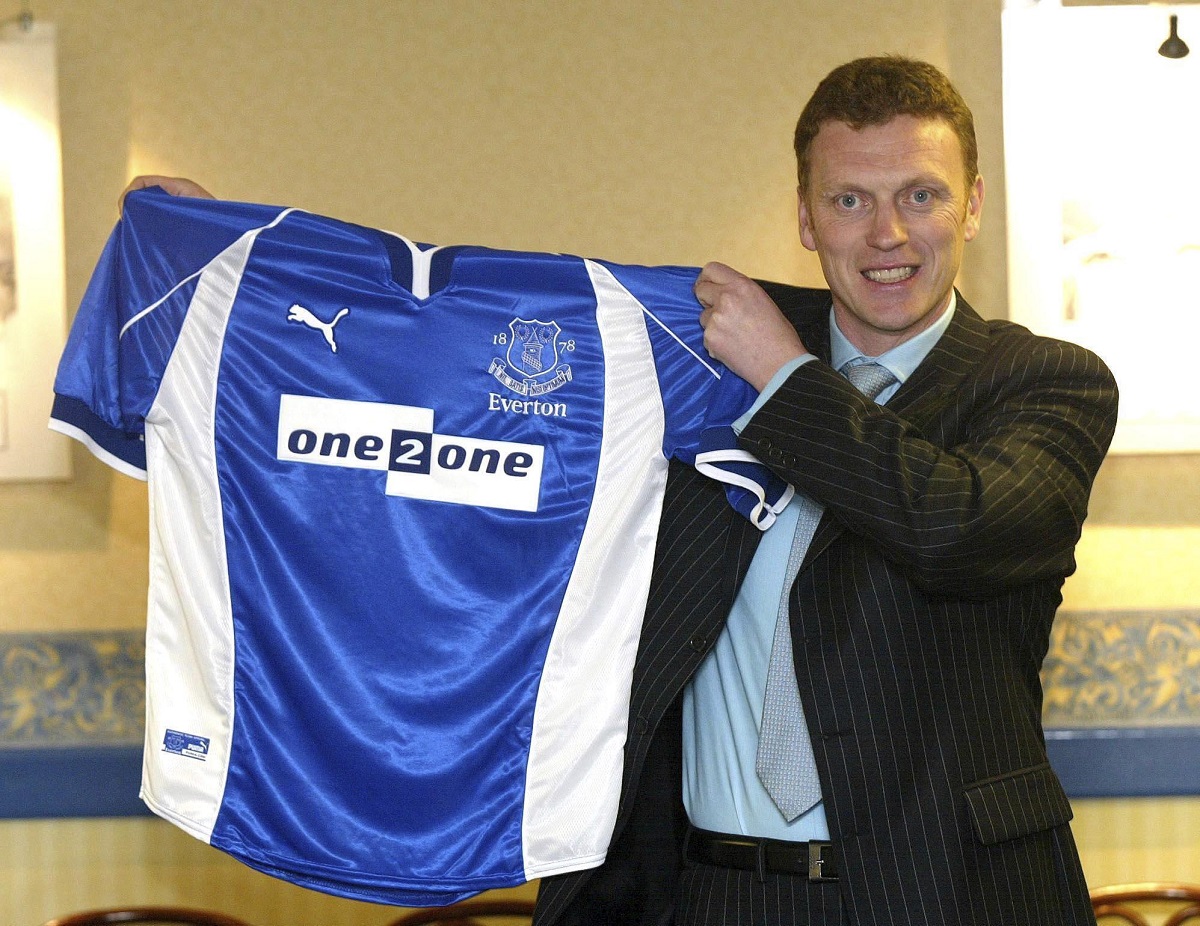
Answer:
[{"left": 287, "top": 304, "right": 350, "bottom": 353}]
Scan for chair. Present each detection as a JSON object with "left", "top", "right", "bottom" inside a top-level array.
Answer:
[
  {"left": 1091, "top": 883, "right": 1200, "bottom": 926},
  {"left": 40, "top": 908, "right": 255, "bottom": 926},
  {"left": 386, "top": 898, "right": 536, "bottom": 925}
]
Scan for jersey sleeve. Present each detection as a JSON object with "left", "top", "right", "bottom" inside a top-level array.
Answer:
[
  {"left": 597, "top": 260, "right": 793, "bottom": 529},
  {"left": 49, "top": 188, "right": 288, "bottom": 478}
]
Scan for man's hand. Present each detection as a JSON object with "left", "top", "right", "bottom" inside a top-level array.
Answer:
[
  {"left": 695, "top": 261, "right": 808, "bottom": 391},
  {"left": 119, "top": 175, "right": 215, "bottom": 212}
]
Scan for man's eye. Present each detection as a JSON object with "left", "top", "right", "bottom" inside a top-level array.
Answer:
[
  {"left": 912, "top": 189, "right": 932, "bottom": 204},
  {"left": 838, "top": 194, "right": 860, "bottom": 208}
]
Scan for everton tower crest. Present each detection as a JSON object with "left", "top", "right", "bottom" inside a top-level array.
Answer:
[{"left": 489, "top": 318, "right": 573, "bottom": 397}]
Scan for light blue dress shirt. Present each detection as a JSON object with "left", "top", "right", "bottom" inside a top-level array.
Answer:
[{"left": 682, "top": 295, "right": 956, "bottom": 840}]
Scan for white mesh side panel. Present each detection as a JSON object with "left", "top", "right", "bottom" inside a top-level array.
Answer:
[
  {"left": 521, "top": 259, "right": 669, "bottom": 879},
  {"left": 137, "top": 216, "right": 289, "bottom": 841}
]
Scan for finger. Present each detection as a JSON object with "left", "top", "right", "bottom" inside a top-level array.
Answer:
[
  {"left": 699, "top": 260, "right": 735, "bottom": 280},
  {"left": 119, "top": 175, "right": 215, "bottom": 213},
  {"left": 118, "top": 176, "right": 158, "bottom": 212}
]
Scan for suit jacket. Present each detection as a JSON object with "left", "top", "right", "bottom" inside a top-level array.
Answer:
[{"left": 534, "top": 285, "right": 1118, "bottom": 926}]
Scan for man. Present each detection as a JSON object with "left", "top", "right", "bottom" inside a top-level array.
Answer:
[
  {"left": 123, "top": 55, "right": 1115, "bottom": 926},
  {"left": 532, "top": 57, "right": 1116, "bottom": 926}
]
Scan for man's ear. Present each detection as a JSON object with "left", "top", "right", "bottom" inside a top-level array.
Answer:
[
  {"left": 797, "top": 186, "right": 818, "bottom": 252},
  {"left": 963, "top": 174, "right": 985, "bottom": 242}
]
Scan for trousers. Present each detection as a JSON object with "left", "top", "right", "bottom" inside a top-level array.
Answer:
[{"left": 675, "top": 861, "right": 845, "bottom": 926}]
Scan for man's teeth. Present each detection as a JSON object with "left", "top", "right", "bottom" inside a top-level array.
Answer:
[{"left": 864, "top": 266, "right": 916, "bottom": 283}]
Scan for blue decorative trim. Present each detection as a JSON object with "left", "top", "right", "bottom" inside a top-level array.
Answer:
[
  {"left": 0, "top": 745, "right": 150, "bottom": 817},
  {"left": 1046, "top": 726, "right": 1200, "bottom": 798},
  {"left": 0, "top": 630, "right": 149, "bottom": 818},
  {"left": 2, "top": 612, "right": 1198, "bottom": 816}
]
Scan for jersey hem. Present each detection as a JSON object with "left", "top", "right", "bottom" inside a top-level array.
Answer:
[
  {"left": 211, "top": 829, "right": 538, "bottom": 907},
  {"left": 139, "top": 788, "right": 216, "bottom": 843},
  {"left": 523, "top": 850, "right": 608, "bottom": 881}
]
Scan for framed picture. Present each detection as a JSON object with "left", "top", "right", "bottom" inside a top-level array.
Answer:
[
  {"left": 1003, "top": 3, "right": 1200, "bottom": 454},
  {"left": 0, "top": 20, "right": 70, "bottom": 480}
]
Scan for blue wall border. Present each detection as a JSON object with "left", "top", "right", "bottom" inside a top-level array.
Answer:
[
  {"left": 5, "top": 733, "right": 1194, "bottom": 817},
  {"left": 1046, "top": 726, "right": 1200, "bottom": 798},
  {"left": 1, "top": 629, "right": 150, "bottom": 817},
  {"left": 0, "top": 745, "right": 150, "bottom": 817},
  {"left": 3, "top": 611, "right": 1199, "bottom": 817}
]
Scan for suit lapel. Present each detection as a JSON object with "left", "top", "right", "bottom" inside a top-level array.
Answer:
[
  {"left": 802, "top": 292, "right": 991, "bottom": 564},
  {"left": 885, "top": 293, "right": 990, "bottom": 429}
]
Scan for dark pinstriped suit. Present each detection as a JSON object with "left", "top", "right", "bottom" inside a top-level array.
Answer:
[{"left": 534, "top": 283, "right": 1118, "bottom": 926}]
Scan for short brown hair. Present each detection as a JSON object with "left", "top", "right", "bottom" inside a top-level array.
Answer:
[{"left": 793, "top": 56, "right": 978, "bottom": 195}]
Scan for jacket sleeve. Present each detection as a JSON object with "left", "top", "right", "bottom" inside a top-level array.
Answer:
[{"left": 738, "top": 328, "right": 1118, "bottom": 596}]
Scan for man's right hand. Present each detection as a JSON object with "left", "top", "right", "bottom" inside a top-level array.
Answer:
[
  {"left": 695, "top": 261, "right": 808, "bottom": 392},
  {"left": 119, "top": 175, "right": 214, "bottom": 212}
]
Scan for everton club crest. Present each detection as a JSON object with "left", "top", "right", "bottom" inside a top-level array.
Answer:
[{"left": 489, "top": 318, "right": 573, "bottom": 397}]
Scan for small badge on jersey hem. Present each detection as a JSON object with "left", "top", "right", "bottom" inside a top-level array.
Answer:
[
  {"left": 163, "top": 729, "right": 211, "bottom": 761},
  {"left": 489, "top": 318, "right": 573, "bottom": 397}
]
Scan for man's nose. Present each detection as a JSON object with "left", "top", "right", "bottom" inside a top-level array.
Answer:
[{"left": 867, "top": 202, "right": 908, "bottom": 250}]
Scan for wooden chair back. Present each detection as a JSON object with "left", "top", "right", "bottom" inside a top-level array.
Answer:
[
  {"left": 40, "top": 907, "right": 255, "bottom": 926},
  {"left": 1092, "top": 883, "right": 1200, "bottom": 926}
]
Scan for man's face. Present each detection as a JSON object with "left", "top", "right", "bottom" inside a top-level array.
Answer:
[{"left": 798, "top": 115, "right": 984, "bottom": 356}]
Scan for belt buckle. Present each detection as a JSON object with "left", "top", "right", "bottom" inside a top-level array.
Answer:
[{"left": 808, "top": 842, "right": 835, "bottom": 882}]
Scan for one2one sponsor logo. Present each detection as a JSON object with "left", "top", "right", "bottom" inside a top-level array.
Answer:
[{"left": 277, "top": 394, "right": 544, "bottom": 512}]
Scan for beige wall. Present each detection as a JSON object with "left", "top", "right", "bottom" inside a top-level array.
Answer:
[{"left": 1, "top": 2, "right": 1196, "bottom": 924}]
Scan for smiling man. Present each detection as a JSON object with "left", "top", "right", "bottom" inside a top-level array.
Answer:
[
  {"left": 117, "top": 55, "right": 1115, "bottom": 926},
  {"left": 535, "top": 57, "right": 1117, "bottom": 926},
  {"left": 798, "top": 114, "right": 983, "bottom": 355}
]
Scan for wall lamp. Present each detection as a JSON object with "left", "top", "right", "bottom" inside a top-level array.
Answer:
[{"left": 1159, "top": 14, "right": 1190, "bottom": 58}]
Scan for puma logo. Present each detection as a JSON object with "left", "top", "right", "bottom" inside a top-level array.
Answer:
[{"left": 287, "top": 304, "right": 350, "bottom": 353}]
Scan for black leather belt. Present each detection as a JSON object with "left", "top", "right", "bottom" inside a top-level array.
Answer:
[{"left": 685, "top": 826, "right": 839, "bottom": 883}]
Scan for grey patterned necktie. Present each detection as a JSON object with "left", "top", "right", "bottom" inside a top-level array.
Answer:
[
  {"left": 843, "top": 360, "right": 898, "bottom": 401},
  {"left": 755, "top": 360, "right": 896, "bottom": 820}
]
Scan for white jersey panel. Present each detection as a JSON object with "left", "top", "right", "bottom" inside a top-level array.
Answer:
[
  {"left": 139, "top": 226, "right": 275, "bottom": 839},
  {"left": 521, "top": 261, "right": 669, "bottom": 879}
]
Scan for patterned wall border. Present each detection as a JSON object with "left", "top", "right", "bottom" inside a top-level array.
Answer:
[
  {"left": 1041, "top": 609, "right": 1200, "bottom": 797},
  {"left": 1042, "top": 609, "right": 1200, "bottom": 728},
  {"left": 1, "top": 630, "right": 148, "bottom": 817},
  {"left": 1, "top": 612, "right": 1197, "bottom": 815},
  {"left": 1, "top": 630, "right": 145, "bottom": 747}
]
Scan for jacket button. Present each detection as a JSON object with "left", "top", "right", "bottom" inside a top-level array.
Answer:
[
  {"left": 688, "top": 636, "right": 708, "bottom": 652},
  {"left": 633, "top": 716, "right": 649, "bottom": 735}
]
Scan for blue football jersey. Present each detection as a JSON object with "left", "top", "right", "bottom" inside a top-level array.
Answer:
[{"left": 50, "top": 189, "right": 790, "bottom": 905}]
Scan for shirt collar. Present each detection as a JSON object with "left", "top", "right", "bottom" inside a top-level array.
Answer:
[{"left": 829, "top": 290, "right": 957, "bottom": 384}]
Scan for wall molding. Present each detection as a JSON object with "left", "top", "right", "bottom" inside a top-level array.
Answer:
[{"left": 2, "top": 611, "right": 1197, "bottom": 816}]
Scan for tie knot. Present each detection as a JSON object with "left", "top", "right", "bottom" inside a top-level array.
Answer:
[{"left": 842, "top": 361, "right": 896, "bottom": 400}]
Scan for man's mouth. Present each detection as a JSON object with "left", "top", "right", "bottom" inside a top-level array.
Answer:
[{"left": 862, "top": 266, "right": 917, "bottom": 284}]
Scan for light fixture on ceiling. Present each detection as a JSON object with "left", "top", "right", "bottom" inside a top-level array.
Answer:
[{"left": 1159, "top": 14, "right": 1190, "bottom": 59}]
